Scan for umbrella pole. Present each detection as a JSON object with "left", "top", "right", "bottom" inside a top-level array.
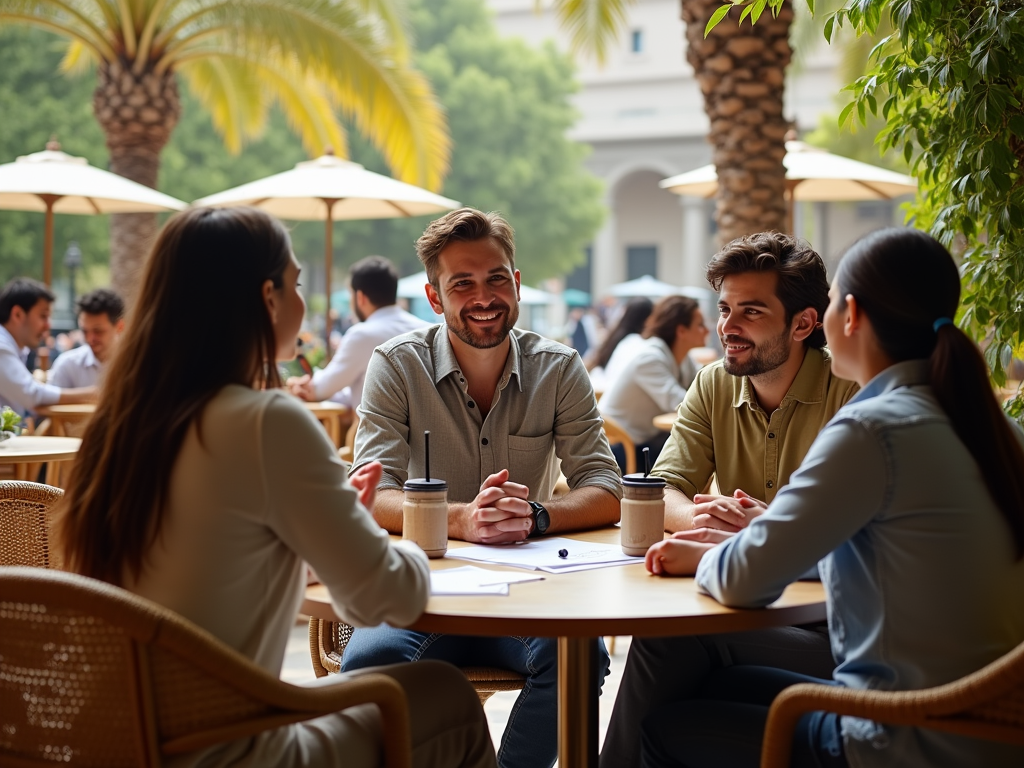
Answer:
[
  {"left": 323, "top": 199, "right": 338, "bottom": 356},
  {"left": 40, "top": 194, "right": 61, "bottom": 286}
]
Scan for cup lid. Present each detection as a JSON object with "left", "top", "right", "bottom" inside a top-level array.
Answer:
[
  {"left": 404, "top": 478, "right": 449, "bottom": 492},
  {"left": 622, "top": 473, "right": 666, "bottom": 488}
]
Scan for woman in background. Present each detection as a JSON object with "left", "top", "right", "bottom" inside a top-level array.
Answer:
[
  {"left": 587, "top": 296, "right": 654, "bottom": 390},
  {"left": 599, "top": 296, "right": 707, "bottom": 473},
  {"left": 56, "top": 207, "right": 495, "bottom": 768},
  {"left": 633, "top": 227, "right": 1024, "bottom": 767}
]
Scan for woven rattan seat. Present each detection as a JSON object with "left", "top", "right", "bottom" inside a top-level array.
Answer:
[
  {"left": 1, "top": 567, "right": 412, "bottom": 768},
  {"left": 309, "top": 616, "right": 526, "bottom": 703},
  {"left": 0, "top": 480, "right": 64, "bottom": 569},
  {"left": 761, "top": 639, "right": 1024, "bottom": 767}
]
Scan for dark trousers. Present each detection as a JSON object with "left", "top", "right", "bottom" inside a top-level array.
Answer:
[{"left": 601, "top": 625, "right": 837, "bottom": 768}]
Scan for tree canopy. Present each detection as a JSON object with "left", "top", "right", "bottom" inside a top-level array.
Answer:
[{"left": 710, "top": 0, "right": 1024, "bottom": 418}]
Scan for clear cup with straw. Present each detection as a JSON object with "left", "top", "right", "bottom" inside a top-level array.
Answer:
[
  {"left": 403, "top": 430, "right": 449, "bottom": 558},
  {"left": 620, "top": 447, "right": 667, "bottom": 556}
]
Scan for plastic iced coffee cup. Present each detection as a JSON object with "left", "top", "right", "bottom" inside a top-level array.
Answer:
[
  {"left": 620, "top": 474, "right": 666, "bottom": 556},
  {"left": 403, "top": 478, "right": 449, "bottom": 558}
]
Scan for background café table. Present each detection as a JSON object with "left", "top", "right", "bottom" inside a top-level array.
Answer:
[
  {"left": 653, "top": 412, "right": 675, "bottom": 432},
  {"left": 0, "top": 435, "right": 81, "bottom": 486},
  {"left": 303, "top": 528, "right": 826, "bottom": 768},
  {"left": 302, "top": 401, "right": 350, "bottom": 447}
]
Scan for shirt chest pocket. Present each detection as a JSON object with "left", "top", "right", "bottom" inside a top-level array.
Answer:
[{"left": 507, "top": 433, "right": 555, "bottom": 486}]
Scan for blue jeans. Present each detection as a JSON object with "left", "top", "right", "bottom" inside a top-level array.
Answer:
[
  {"left": 640, "top": 665, "right": 847, "bottom": 768},
  {"left": 342, "top": 626, "right": 610, "bottom": 768}
]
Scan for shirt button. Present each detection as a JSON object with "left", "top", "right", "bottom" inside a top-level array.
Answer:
[
  {"left": 766, "top": 481, "right": 774, "bottom": 489},
  {"left": 481, "top": 438, "right": 488, "bottom": 446},
  {"left": 468, "top": 401, "right": 475, "bottom": 408},
  {"left": 768, "top": 432, "right": 775, "bottom": 439}
]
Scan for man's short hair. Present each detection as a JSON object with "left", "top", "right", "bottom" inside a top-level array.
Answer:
[
  {"left": 416, "top": 208, "right": 515, "bottom": 287},
  {"left": 0, "top": 278, "right": 56, "bottom": 324},
  {"left": 76, "top": 288, "right": 125, "bottom": 324},
  {"left": 705, "top": 232, "right": 828, "bottom": 349},
  {"left": 349, "top": 256, "right": 399, "bottom": 308}
]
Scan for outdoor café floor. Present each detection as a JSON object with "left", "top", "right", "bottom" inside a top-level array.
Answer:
[{"left": 281, "top": 619, "right": 630, "bottom": 755}]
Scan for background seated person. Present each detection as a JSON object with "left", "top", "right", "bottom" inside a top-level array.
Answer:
[
  {"left": 600, "top": 232, "right": 858, "bottom": 768},
  {"left": 0, "top": 277, "right": 96, "bottom": 414},
  {"left": 599, "top": 295, "right": 707, "bottom": 473},
  {"left": 288, "top": 255, "right": 427, "bottom": 408},
  {"left": 344, "top": 207, "right": 622, "bottom": 768},
  {"left": 55, "top": 207, "right": 496, "bottom": 768},
  {"left": 638, "top": 227, "right": 1024, "bottom": 768},
  {"left": 586, "top": 296, "right": 653, "bottom": 389},
  {"left": 49, "top": 288, "right": 124, "bottom": 388}
]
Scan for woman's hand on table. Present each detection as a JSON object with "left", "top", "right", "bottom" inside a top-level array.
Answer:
[
  {"left": 645, "top": 538, "right": 717, "bottom": 576},
  {"left": 349, "top": 461, "right": 383, "bottom": 510}
]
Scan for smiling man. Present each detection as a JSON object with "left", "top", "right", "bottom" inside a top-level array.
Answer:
[
  {"left": 599, "top": 232, "right": 859, "bottom": 768},
  {"left": 49, "top": 288, "right": 125, "bottom": 389},
  {"left": 344, "top": 207, "right": 621, "bottom": 768}
]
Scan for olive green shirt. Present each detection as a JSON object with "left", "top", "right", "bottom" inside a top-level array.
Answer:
[{"left": 652, "top": 347, "right": 859, "bottom": 502}]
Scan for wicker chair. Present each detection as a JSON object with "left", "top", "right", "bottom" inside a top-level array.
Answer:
[
  {"left": 601, "top": 415, "right": 637, "bottom": 475},
  {"left": 308, "top": 617, "right": 525, "bottom": 704},
  {"left": 761, "top": 640, "right": 1024, "bottom": 768},
  {"left": 0, "top": 480, "right": 64, "bottom": 569},
  {"left": 0, "top": 566, "right": 412, "bottom": 768},
  {"left": 337, "top": 414, "right": 360, "bottom": 464}
]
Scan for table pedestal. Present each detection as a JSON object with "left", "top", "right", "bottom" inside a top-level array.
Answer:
[{"left": 558, "top": 637, "right": 600, "bottom": 768}]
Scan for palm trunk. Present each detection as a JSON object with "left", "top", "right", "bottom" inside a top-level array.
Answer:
[
  {"left": 93, "top": 60, "right": 180, "bottom": 303},
  {"left": 683, "top": 0, "right": 794, "bottom": 246}
]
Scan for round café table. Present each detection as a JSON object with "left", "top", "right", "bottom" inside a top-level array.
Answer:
[
  {"left": 303, "top": 401, "right": 350, "bottom": 447},
  {"left": 653, "top": 412, "right": 675, "bottom": 432},
  {"left": 302, "top": 528, "right": 826, "bottom": 768},
  {"left": 36, "top": 403, "right": 96, "bottom": 437},
  {"left": 0, "top": 435, "right": 82, "bottom": 486}
]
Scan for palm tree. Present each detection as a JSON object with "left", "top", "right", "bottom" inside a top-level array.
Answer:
[
  {"left": 551, "top": 0, "right": 793, "bottom": 246},
  {"left": 0, "top": 0, "right": 450, "bottom": 299}
]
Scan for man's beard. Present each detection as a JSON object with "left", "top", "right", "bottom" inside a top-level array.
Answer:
[
  {"left": 721, "top": 327, "right": 791, "bottom": 377},
  {"left": 444, "top": 300, "right": 519, "bottom": 349}
]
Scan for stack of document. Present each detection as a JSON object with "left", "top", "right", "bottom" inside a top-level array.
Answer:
[
  {"left": 431, "top": 566, "right": 546, "bottom": 596},
  {"left": 446, "top": 537, "right": 638, "bottom": 574}
]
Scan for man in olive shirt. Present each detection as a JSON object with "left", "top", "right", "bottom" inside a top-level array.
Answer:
[
  {"left": 345, "top": 208, "right": 621, "bottom": 768},
  {"left": 600, "top": 232, "right": 858, "bottom": 768}
]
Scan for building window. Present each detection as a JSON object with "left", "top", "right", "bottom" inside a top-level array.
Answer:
[
  {"left": 627, "top": 246, "right": 658, "bottom": 280},
  {"left": 567, "top": 247, "right": 593, "bottom": 294},
  {"left": 631, "top": 29, "right": 643, "bottom": 54}
]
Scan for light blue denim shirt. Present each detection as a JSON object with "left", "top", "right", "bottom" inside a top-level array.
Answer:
[{"left": 696, "top": 359, "right": 1024, "bottom": 767}]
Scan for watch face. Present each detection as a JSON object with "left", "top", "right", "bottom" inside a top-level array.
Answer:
[{"left": 533, "top": 503, "right": 550, "bottom": 534}]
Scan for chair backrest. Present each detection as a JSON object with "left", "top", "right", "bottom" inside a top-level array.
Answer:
[
  {"left": 338, "top": 413, "right": 361, "bottom": 463},
  {"left": 0, "top": 567, "right": 379, "bottom": 768},
  {"left": 0, "top": 481, "right": 64, "bottom": 569},
  {"left": 602, "top": 415, "right": 636, "bottom": 475}
]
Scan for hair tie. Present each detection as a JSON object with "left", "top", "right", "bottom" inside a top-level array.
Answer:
[{"left": 933, "top": 317, "right": 954, "bottom": 333}]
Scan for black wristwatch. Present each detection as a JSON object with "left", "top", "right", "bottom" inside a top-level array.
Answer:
[{"left": 528, "top": 501, "right": 550, "bottom": 538}]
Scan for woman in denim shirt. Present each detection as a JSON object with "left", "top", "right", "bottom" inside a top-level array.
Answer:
[{"left": 638, "top": 228, "right": 1024, "bottom": 768}]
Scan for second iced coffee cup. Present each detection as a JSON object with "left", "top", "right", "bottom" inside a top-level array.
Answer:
[
  {"left": 620, "top": 473, "right": 666, "bottom": 556},
  {"left": 402, "top": 477, "right": 449, "bottom": 558}
]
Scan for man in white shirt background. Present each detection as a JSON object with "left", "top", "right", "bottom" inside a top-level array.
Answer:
[
  {"left": 49, "top": 288, "right": 125, "bottom": 389},
  {"left": 288, "top": 255, "right": 429, "bottom": 408},
  {"left": 0, "top": 278, "right": 96, "bottom": 414}
]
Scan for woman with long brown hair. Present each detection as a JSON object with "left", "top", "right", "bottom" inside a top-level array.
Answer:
[
  {"left": 628, "top": 228, "right": 1024, "bottom": 767},
  {"left": 56, "top": 207, "right": 495, "bottom": 768}
]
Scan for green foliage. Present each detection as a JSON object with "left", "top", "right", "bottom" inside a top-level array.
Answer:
[
  {"left": 0, "top": 405, "right": 21, "bottom": 433},
  {"left": 333, "top": 0, "right": 605, "bottom": 282},
  {"left": 709, "top": 0, "right": 1024, "bottom": 419}
]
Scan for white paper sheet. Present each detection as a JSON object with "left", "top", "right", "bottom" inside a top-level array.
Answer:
[
  {"left": 430, "top": 566, "right": 546, "bottom": 596},
  {"left": 445, "top": 537, "right": 639, "bottom": 573}
]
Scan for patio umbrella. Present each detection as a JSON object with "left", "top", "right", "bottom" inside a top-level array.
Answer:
[
  {"left": 194, "top": 149, "right": 460, "bottom": 346},
  {"left": 659, "top": 141, "right": 917, "bottom": 232},
  {"left": 0, "top": 141, "right": 187, "bottom": 285},
  {"left": 607, "top": 275, "right": 685, "bottom": 298}
]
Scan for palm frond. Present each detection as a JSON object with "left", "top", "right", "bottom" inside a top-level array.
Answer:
[
  {"left": 177, "top": 55, "right": 268, "bottom": 153},
  {"left": 156, "top": 0, "right": 449, "bottom": 189},
  {"left": 59, "top": 37, "right": 98, "bottom": 72},
  {"left": 548, "top": 0, "right": 634, "bottom": 65},
  {"left": 0, "top": 0, "right": 118, "bottom": 58}
]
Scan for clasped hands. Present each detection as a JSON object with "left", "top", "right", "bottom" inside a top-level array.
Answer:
[
  {"left": 463, "top": 469, "right": 533, "bottom": 544},
  {"left": 646, "top": 488, "right": 767, "bottom": 577}
]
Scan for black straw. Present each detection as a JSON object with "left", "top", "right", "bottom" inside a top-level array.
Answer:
[
  {"left": 425, "top": 430, "right": 431, "bottom": 482},
  {"left": 643, "top": 447, "right": 650, "bottom": 478}
]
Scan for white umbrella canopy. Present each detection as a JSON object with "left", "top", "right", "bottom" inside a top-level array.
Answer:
[
  {"left": 660, "top": 141, "right": 917, "bottom": 201},
  {"left": 195, "top": 150, "right": 460, "bottom": 346},
  {"left": 0, "top": 142, "right": 187, "bottom": 284},
  {"left": 607, "top": 275, "right": 686, "bottom": 298},
  {"left": 398, "top": 271, "right": 555, "bottom": 304}
]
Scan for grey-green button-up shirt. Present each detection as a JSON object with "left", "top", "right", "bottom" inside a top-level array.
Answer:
[{"left": 353, "top": 324, "right": 622, "bottom": 504}]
